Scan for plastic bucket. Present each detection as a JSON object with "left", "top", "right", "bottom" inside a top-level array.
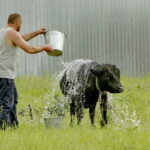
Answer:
[
  {"left": 44, "top": 30, "right": 65, "bottom": 56},
  {"left": 44, "top": 117, "right": 64, "bottom": 129}
]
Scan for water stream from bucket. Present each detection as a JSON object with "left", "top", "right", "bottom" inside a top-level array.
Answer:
[{"left": 58, "top": 57, "right": 84, "bottom": 96}]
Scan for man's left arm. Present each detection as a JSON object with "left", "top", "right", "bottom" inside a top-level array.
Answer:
[{"left": 22, "top": 28, "right": 46, "bottom": 41}]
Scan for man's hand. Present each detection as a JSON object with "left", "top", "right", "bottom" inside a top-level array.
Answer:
[
  {"left": 37, "top": 28, "right": 47, "bottom": 35},
  {"left": 22, "top": 28, "right": 48, "bottom": 41},
  {"left": 42, "top": 44, "right": 53, "bottom": 52}
]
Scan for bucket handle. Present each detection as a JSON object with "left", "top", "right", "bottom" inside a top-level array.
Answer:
[{"left": 43, "top": 33, "right": 49, "bottom": 44}]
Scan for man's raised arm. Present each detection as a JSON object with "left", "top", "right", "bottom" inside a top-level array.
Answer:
[
  {"left": 6, "top": 29, "right": 52, "bottom": 54},
  {"left": 22, "top": 28, "right": 47, "bottom": 41}
]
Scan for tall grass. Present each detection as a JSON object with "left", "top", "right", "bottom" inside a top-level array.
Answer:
[{"left": 0, "top": 75, "right": 150, "bottom": 150}]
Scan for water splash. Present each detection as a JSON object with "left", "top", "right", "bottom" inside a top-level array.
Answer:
[
  {"left": 110, "top": 101, "right": 141, "bottom": 129},
  {"left": 52, "top": 58, "right": 141, "bottom": 129},
  {"left": 42, "top": 80, "right": 68, "bottom": 119}
]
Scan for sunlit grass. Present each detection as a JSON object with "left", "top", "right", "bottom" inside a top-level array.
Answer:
[{"left": 0, "top": 75, "right": 150, "bottom": 150}]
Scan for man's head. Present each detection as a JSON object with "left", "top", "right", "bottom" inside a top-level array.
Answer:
[{"left": 7, "top": 13, "right": 23, "bottom": 32}]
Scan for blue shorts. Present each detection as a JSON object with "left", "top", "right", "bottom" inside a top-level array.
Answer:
[{"left": 0, "top": 78, "right": 18, "bottom": 129}]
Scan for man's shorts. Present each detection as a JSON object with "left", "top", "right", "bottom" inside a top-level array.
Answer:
[{"left": 0, "top": 78, "right": 18, "bottom": 129}]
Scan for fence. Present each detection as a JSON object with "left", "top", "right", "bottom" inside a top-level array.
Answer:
[{"left": 0, "top": 0, "right": 150, "bottom": 76}]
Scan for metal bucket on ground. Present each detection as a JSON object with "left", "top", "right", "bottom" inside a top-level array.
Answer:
[
  {"left": 44, "top": 30, "right": 65, "bottom": 56},
  {"left": 44, "top": 117, "right": 64, "bottom": 129}
]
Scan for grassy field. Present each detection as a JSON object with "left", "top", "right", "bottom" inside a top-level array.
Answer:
[{"left": 0, "top": 75, "right": 150, "bottom": 150}]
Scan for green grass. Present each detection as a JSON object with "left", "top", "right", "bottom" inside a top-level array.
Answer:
[{"left": 0, "top": 75, "right": 150, "bottom": 150}]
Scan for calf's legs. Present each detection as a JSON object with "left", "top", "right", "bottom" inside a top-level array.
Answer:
[
  {"left": 100, "top": 92, "right": 108, "bottom": 127},
  {"left": 70, "top": 102, "right": 75, "bottom": 126},
  {"left": 89, "top": 104, "right": 96, "bottom": 125},
  {"left": 69, "top": 100, "right": 84, "bottom": 125},
  {"left": 76, "top": 102, "right": 84, "bottom": 125}
]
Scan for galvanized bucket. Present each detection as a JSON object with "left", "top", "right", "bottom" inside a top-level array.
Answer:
[
  {"left": 44, "top": 30, "right": 65, "bottom": 56},
  {"left": 44, "top": 117, "right": 64, "bottom": 129}
]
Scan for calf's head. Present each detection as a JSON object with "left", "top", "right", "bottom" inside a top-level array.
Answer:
[{"left": 90, "top": 64, "right": 123, "bottom": 93}]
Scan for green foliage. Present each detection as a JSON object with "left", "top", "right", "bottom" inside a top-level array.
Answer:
[{"left": 0, "top": 75, "right": 150, "bottom": 150}]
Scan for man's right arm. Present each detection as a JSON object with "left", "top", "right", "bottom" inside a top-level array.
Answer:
[{"left": 6, "top": 29, "right": 52, "bottom": 54}]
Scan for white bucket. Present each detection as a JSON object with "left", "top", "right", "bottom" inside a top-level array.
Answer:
[
  {"left": 44, "top": 117, "right": 64, "bottom": 129},
  {"left": 44, "top": 30, "right": 65, "bottom": 56}
]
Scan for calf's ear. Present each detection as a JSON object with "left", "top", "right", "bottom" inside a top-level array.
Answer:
[
  {"left": 90, "top": 69, "right": 100, "bottom": 76},
  {"left": 112, "top": 67, "right": 120, "bottom": 79}
]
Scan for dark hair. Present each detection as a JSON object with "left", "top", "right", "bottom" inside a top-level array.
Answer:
[{"left": 7, "top": 13, "right": 22, "bottom": 24}]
